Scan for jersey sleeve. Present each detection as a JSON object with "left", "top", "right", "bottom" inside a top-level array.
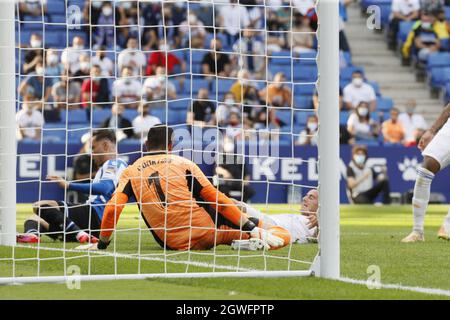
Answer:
[{"left": 101, "top": 159, "right": 128, "bottom": 186}]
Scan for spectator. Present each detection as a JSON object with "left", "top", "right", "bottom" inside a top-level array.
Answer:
[
  {"left": 382, "top": 107, "right": 405, "bottom": 144},
  {"left": 142, "top": 66, "right": 177, "bottom": 103},
  {"left": 187, "top": 88, "right": 216, "bottom": 126},
  {"left": 233, "top": 30, "right": 266, "bottom": 80},
  {"left": 132, "top": 103, "right": 162, "bottom": 140},
  {"left": 216, "top": 92, "right": 241, "bottom": 127},
  {"left": 72, "top": 54, "right": 91, "bottom": 85},
  {"left": 293, "top": 0, "right": 316, "bottom": 16},
  {"left": 398, "top": 99, "right": 428, "bottom": 146},
  {"left": 266, "top": 10, "right": 287, "bottom": 53},
  {"left": 16, "top": 96, "right": 44, "bottom": 141},
  {"left": 91, "top": 47, "right": 114, "bottom": 77},
  {"left": 259, "top": 72, "right": 292, "bottom": 108},
  {"left": 343, "top": 71, "right": 377, "bottom": 111},
  {"left": 214, "top": 138, "right": 255, "bottom": 202},
  {"left": 388, "top": 0, "right": 421, "bottom": 50},
  {"left": 19, "top": 60, "right": 51, "bottom": 101},
  {"left": 100, "top": 103, "right": 134, "bottom": 140},
  {"left": 61, "top": 36, "right": 86, "bottom": 75},
  {"left": 118, "top": 37, "right": 146, "bottom": 76},
  {"left": 296, "top": 115, "right": 318, "bottom": 146},
  {"left": 22, "top": 33, "right": 43, "bottom": 75},
  {"left": 230, "top": 69, "right": 260, "bottom": 105},
  {"left": 346, "top": 145, "right": 391, "bottom": 205},
  {"left": 44, "top": 49, "right": 63, "bottom": 86},
  {"left": 347, "top": 102, "right": 379, "bottom": 142},
  {"left": 194, "top": 1, "right": 214, "bottom": 30},
  {"left": 146, "top": 40, "right": 186, "bottom": 76},
  {"left": 81, "top": 64, "right": 109, "bottom": 108},
  {"left": 179, "top": 13, "right": 206, "bottom": 49},
  {"left": 18, "top": 0, "right": 48, "bottom": 21},
  {"left": 112, "top": 66, "right": 142, "bottom": 109},
  {"left": 224, "top": 112, "right": 245, "bottom": 140},
  {"left": 244, "top": 0, "right": 264, "bottom": 30},
  {"left": 141, "top": 2, "right": 163, "bottom": 51},
  {"left": 217, "top": 0, "right": 250, "bottom": 44},
  {"left": 94, "top": 1, "right": 115, "bottom": 48},
  {"left": 51, "top": 70, "right": 81, "bottom": 110},
  {"left": 290, "top": 14, "right": 316, "bottom": 54},
  {"left": 201, "top": 38, "right": 231, "bottom": 77},
  {"left": 402, "top": 11, "right": 440, "bottom": 62}
]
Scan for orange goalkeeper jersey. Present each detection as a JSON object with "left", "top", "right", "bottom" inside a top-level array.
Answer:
[{"left": 101, "top": 152, "right": 257, "bottom": 250}]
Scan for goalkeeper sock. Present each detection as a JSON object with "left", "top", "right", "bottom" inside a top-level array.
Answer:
[
  {"left": 24, "top": 220, "right": 40, "bottom": 236},
  {"left": 412, "top": 167, "right": 435, "bottom": 234}
]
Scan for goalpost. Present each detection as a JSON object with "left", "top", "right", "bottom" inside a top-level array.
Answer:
[{"left": 0, "top": 0, "right": 339, "bottom": 284}]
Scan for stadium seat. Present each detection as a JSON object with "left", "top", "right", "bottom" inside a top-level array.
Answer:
[
  {"left": 217, "top": 78, "right": 235, "bottom": 95},
  {"left": 397, "top": 21, "right": 415, "bottom": 43},
  {"left": 47, "top": 0, "right": 66, "bottom": 15},
  {"left": 295, "top": 110, "right": 314, "bottom": 126},
  {"left": 123, "top": 109, "right": 138, "bottom": 122},
  {"left": 294, "top": 83, "right": 316, "bottom": 96},
  {"left": 367, "top": 80, "right": 381, "bottom": 96},
  {"left": 445, "top": 83, "right": 450, "bottom": 103},
  {"left": 61, "top": 109, "right": 88, "bottom": 125},
  {"left": 377, "top": 97, "right": 394, "bottom": 112},
  {"left": 294, "top": 65, "right": 318, "bottom": 82},
  {"left": 340, "top": 111, "right": 350, "bottom": 125},
  {"left": 427, "top": 52, "right": 450, "bottom": 71},
  {"left": 429, "top": 67, "right": 450, "bottom": 89},
  {"left": 275, "top": 110, "right": 293, "bottom": 128},
  {"left": 340, "top": 66, "right": 365, "bottom": 82},
  {"left": 294, "top": 96, "right": 313, "bottom": 109},
  {"left": 445, "top": 6, "right": 450, "bottom": 20},
  {"left": 92, "top": 109, "right": 111, "bottom": 126}
]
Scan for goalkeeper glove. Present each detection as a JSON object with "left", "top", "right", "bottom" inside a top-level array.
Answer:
[{"left": 250, "top": 227, "right": 285, "bottom": 249}]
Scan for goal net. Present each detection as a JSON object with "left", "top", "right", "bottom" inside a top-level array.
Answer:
[{"left": 0, "top": 0, "right": 339, "bottom": 284}]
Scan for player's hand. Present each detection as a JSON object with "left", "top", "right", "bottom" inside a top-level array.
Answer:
[
  {"left": 75, "top": 243, "right": 99, "bottom": 251},
  {"left": 46, "top": 175, "right": 69, "bottom": 189},
  {"left": 250, "top": 227, "right": 284, "bottom": 249},
  {"left": 418, "top": 130, "right": 434, "bottom": 152},
  {"left": 307, "top": 214, "right": 318, "bottom": 229}
]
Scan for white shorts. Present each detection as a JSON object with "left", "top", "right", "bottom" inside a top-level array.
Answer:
[{"left": 422, "top": 120, "right": 450, "bottom": 170}]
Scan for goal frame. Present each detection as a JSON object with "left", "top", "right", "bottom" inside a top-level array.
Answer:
[{"left": 0, "top": 0, "right": 339, "bottom": 283}]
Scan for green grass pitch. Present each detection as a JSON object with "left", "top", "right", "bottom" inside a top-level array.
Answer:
[{"left": 1, "top": 204, "right": 450, "bottom": 300}]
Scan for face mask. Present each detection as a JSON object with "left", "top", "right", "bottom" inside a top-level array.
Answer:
[
  {"left": 358, "top": 107, "right": 369, "bottom": 117},
  {"left": 354, "top": 154, "right": 366, "bottom": 166},
  {"left": 189, "top": 14, "right": 197, "bottom": 24},
  {"left": 352, "top": 77, "right": 363, "bottom": 87},
  {"left": 73, "top": 44, "right": 84, "bottom": 50},
  {"left": 102, "top": 6, "right": 113, "bottom": 16},
  {"left": 47, "top": 54, "right": 59, "bottom": 65},
  {"left": 159, "top": 44, "right": 169, "bottom": 52},
  {"left": 406, "top": 106, "right": 415, "bottom": 114},
  {"left": 307, "top": 122, "right": 318, "bottom": 132},
  {"left": 35, "top": 67, "right": 44, "bottom": 76},
  {"left": 121, "top": 2, "right": 132, "bottom": 10},
  {"left": 92, "top": 1, "right": 102, "bottom": 9},
  {"left": 422, "top": 22, "right": 432, "bottom": 29},
  {"left": 30, "top": 39, "right": 42, "bottom": 48},
  {"left": 80, "top": 62, "right": 90, "bottom": 70},
  {"left": 225, "top": 98, "right": 235, "bottom": 105}
]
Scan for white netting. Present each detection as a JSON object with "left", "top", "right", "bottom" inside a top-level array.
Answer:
[{"left": 0, "top": 0, "right": 325, "bottom": 283}]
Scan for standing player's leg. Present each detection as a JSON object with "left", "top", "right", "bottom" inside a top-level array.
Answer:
[
  {"left": 402, "top": 135, "right": 445, "bottom": 242},
  {"left": 437, "top": 208, "right": 450, "bottom": 240}
]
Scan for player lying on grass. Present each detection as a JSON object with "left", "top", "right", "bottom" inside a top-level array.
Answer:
[
  {"left": 232, "top": 189, "right": 319, "bottom": 246},
  {"left": 17, "top": 130, "right": 128, "bottom": 244},
  {"left": 402, "top": 103, "right": 450, "bottom": 242},
  {"left": 78, "top": 125, "right": 290, "bottom": 251}
]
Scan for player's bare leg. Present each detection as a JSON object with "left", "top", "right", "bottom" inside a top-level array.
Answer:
[{"left": 402, "top": 156, "right": 440, "bottom": 243}]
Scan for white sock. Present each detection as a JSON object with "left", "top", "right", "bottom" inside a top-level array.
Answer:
[
  {"left": 444, "top": 209, "right": 450, "bottom": 232},
  {"left": 412, "top": 167, "right": 435, "bottom": 234}
]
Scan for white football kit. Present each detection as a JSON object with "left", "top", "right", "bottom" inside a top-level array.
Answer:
[
  {"left": 242, "top": 203, "right": 317, "bottom": 244},
  {"left": 422, "top": 118, "right": 450, "bottom": 169}
]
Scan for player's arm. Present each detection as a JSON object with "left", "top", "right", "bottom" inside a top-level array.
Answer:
[
  {"left": 419, "top": 103, "right": 450, "bottom": 151},
  {"left": 67, "top": 180, "right": 115, "bottom": 197},
  {"left": 97, "top": 169, "right": 134, "bottom": 249}
]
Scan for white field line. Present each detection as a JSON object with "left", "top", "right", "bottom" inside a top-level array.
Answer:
[
  {"left": 339, "top": 277, "right": 450, "bottom": 297},
  {"left": 15, "top": 244, "right": 256, "bottom": 272}
]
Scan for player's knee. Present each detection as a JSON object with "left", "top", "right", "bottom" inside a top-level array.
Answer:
[
  {"left": 423, "top": 156, "right": 440, "bottom": 174},
  {"left": 268, "top": 226, "right": 291, "bottom": 250}
]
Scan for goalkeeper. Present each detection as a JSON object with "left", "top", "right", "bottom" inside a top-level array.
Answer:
[
  {"left": 81, "top": 125, "right": 289, "bottom": 251},
  {"left": 17, "top": 130, "right": 128, "bottom": 244}
]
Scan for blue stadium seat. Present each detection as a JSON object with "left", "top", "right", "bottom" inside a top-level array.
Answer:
[
  {"left": 217, "top": 78, "right": 235, "bottom": 95},
  {"left": 169, "top": 99, "right": 190, "bottom": 110},
  {"left": 377, "top": 97, "right": 394, "bottom": 112},
  {"left": 92, "top": 109, "right": 111, "bottom": 125},
  {"left": 61, "top": 109, "right": 88, "bottom": 125},
  {"left": 427, "top": 52, "right": 450, "bottom": 70},
  {"left": 123, "top": 109, "right": 138, "bottom": 122},
  {"left": 340, "top": 111, "right": 350, "bottom": 125},
  {"left": 367, "top": 80, "right": 381, "bottom": 96},
  {"left": 294, "top": 111, "right": 314, "bottom": 126},
  {"left": 275, "top": 110, "right": 293, "bottom": 128},
  {"left": 44, "top": 31, "right": 62, "bottom": 48},
  {"left": 445, "top": 6, "right": 450, "bottom": 20},
  {"left": 397, "top": 21, "right": 415, "bottom": 43},
  {"left": 294, "top": 96, "right": 313, "bottom": 109},
  {"left": 47, "top": 0, "right": 66, "bottom": 15},
  {"left": 342, "top": 51, "right": 352, "bottom": 66},
  {"left": 294, "top": 83, "right": 316, "bottom": 96},
  {"left": 42, "top": 128, "right": 66, "bottom": 143},
  {"left": 294, "top": 65, "right": 318, "bottom": 82},
  {"left": 445, "top": 83, "right": 450, "bottom": 103}
]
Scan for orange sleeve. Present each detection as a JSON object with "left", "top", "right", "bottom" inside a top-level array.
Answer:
[
  {"left": 189, "top": 161, "right": 256, "bottom": 231},
  {"left": 100, "top": 192, "right": 129, "bottom": 239},
  {"left": 100, "top": 167, "right": 133, "bottom": 239}
]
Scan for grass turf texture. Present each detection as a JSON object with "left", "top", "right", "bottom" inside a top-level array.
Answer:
[{"left": 1, "top": 204, "right": 450, "bottom": 299}]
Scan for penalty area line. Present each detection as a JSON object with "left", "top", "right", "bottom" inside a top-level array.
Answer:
[{"left": 339, "top": 277, "right": 450, "bottom": 297}]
